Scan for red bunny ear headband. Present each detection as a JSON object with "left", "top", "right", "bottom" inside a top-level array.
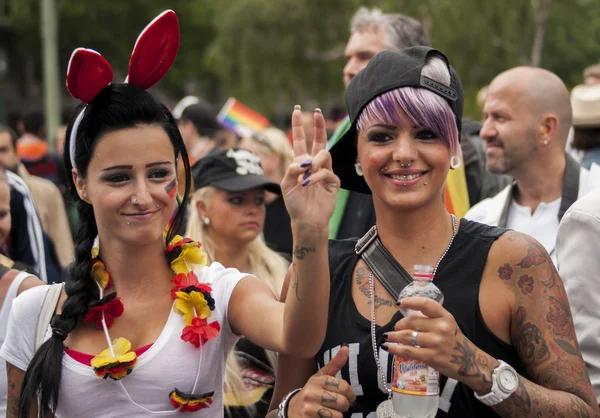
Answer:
[{"left": 66, "top": 10, "right": 180, "bottom": 169}]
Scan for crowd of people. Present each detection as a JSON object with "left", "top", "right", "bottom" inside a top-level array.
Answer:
[{"left": 0, "top": 5, "right": 598, "bottom": 418}]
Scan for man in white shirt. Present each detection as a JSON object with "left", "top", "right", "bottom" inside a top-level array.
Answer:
[
  {"left": 465, "top": 67, "right": 600, "bottom": 264},
  {"left": 556, "top": 188, "right": 600, "bottom": 403}
]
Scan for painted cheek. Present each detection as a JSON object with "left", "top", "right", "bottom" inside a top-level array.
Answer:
[
  {"left": 165, "top": 178, "right": 177, "bottom": 199},
  {"left": 366, "top": 155, "right": 386, "bottom": 167}
]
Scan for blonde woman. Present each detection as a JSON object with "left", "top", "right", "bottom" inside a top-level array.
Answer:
[
  {"left": 240, "top": 128, "right": 294, "bottom": 257},
  {"left": 186, "top": 148, "right": 289, "bottom": 417}
]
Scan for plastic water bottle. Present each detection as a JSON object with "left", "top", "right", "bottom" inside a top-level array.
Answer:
[{"left": 392, "top": 265, "right": 444, "bottom": 418}]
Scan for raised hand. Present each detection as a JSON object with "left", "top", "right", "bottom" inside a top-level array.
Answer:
[
  {"left": 288, "top": 346, "right": 356, "bottom": 418},
  {"left": 281, "top": 106, "right": 340, "bottom": 231}
]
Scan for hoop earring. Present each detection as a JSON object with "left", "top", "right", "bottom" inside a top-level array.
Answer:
[
  {"left": 354, "top": 163, "right": 364, "bottom": 177},
  {"left": 450, "top": 155, "right": 462, "bottom": 169},
  {"left": 203, "top": 217, "right": 210, "bottom": 226}
]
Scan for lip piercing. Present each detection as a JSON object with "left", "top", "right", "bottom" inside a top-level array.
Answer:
[
  {"left": 381, "top": 166, "right": 388, "bottom": 173},
  {"left": 127, "top": 222, "right": 131, "bottom": 225},
  {"left": 156, "top": 204, "right": 160, "bottom": 208}
]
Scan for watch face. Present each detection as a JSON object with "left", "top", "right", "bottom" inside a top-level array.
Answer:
[{"left": 498, "top": 367, "right": 519, "bottom": 392}]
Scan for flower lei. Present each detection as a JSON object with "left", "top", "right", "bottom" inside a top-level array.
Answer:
[{"left": 87, "top": 235, "right": 219, "bottom": 412}]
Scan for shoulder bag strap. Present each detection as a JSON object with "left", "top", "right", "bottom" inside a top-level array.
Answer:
[
  {"left": 34, "top": 283, "right": 64, "bottom": 349},
  {"left": 355, "top": 226, "right": 413, "bottom": 300}
]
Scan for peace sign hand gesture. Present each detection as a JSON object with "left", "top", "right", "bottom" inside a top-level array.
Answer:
[{"left": 281, "top": 106, "right": 340, "bottom": 231}]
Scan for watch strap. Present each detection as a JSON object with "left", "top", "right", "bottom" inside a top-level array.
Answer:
[
  {"left": 474, "top": 360, "right": 517, "bottom": 406},
  {"left": 278, "top": 388, "right": 302, "bottom": 418}
]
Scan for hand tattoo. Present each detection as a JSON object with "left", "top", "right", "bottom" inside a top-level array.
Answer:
[
  {"left": 321, "top": 391, "right": 338, "bottom": 405},
  {"left": 293, "top": 246, "right": 315, "bottom": 260},
  {"left": 324, "top": 377, "right": 340, "bottom": 389},
  {"left": 317, "top": 408, "right": 333, "bottom": 417}
]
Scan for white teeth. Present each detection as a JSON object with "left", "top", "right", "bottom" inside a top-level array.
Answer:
[{"left": 389, "top": 173, "right": 421, "bottom": 181}]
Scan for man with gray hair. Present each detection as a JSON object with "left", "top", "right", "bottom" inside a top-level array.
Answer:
[
  {"left": 327, "top": 7, "right": 429, "bottom": 241},
  {"left": 328, "top": 7, "right": 507, "bottom": 240}
]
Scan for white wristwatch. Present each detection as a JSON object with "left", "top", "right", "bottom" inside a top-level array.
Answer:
[{"left": 474, "top": 360, "right": 519, "bottom": 406}]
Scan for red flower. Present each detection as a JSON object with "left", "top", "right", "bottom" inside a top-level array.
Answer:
[
  {"left": 497, "top": 264, "right": 513, "bottom": 281},
  {"left": 180, "top": 317, "right": 220, "bottom": 348},
  {"left": 84, "top": 294, "right": 124, "bottom": 329},
  {"left": 518, "top": 274, "right": 534, "bottom": 295},
  {"left": 170, "top": 271, "right": 212, "bottom": 300}
]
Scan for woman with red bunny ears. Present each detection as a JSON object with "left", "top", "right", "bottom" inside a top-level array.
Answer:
[{"left": 0, "top": 10, "right": 339, "bottom": 418}]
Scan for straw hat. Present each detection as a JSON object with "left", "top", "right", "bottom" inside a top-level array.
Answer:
[{"left": 571, "top": 84, "right": 600, "bottom": 127}]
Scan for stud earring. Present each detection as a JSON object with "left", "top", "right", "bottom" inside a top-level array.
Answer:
[
  {"left": 543, "top": 140, "right": 548, "bottom": 146},
  {"left": 450, "top": 155, "right": 462, "bottom": 169},
  {"left": 203, "top": 217, "right": 210, "bottom": 226},
  {"left": 354, "top": 163, "right": 364, "bottom": 176}
]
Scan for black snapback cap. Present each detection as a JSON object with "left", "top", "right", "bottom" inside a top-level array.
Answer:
[
  {"left": 330, "top": 46, "right": 464, "bottom": 194},
  {"left": 192, "top": 148, "right": 281, "bottom": 195}
]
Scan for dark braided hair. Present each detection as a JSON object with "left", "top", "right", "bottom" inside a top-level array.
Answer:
[{"left": 18, "top": 84, "right": 191, "bottom": 417}]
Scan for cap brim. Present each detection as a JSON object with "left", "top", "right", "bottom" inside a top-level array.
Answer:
[
  {"left": 329, "top": 124, "right": 372, "bottom": 194},
  {"left": 211, "top": 175, "right": 282, "bottom": 195}
]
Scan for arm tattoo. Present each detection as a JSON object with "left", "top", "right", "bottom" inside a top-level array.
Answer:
[
  {"left": 324, "top": 377, "right": 340, "bottom": 389},
  {"left": 498, "top": 264, "right": 513, "bottom": 281},
  {"left": 317, "top": 408, "right": 333, "bottom": 417},
  {"left": 293, "top": 246, "right": 315, "bottom": 260},
  {"left": 355, "top": 267, "right": 394, "bottom": 309},
  {"left": 515, "top": 306, "right": 550, "bottom": 366},
  {"left": 321, "top": 391, "right": 338, "bottom": 405},
  {"left": 516, "top": 246, "right": 546, "bottom": 268},
  {"left": 292, "top": 263, "right": 301, "bottom": 302},
  {"left": 546, "top": 296, "right": 573, "bottom": 337},
  {"left": 511, "top": 380, "right": 532, "bottom": 414},
  {"left": 518, "top": 274, "right": 534, "bottom": 294},
  {"left": 450, "top": 336, "right": 491, "bottom": 384}
]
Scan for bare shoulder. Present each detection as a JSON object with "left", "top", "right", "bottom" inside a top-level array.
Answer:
[{"left": 16, "top": 276, "right": 45, "bottom": 296}]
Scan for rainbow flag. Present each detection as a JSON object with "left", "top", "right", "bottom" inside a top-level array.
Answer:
[
  {"left": 444, "top": 153, "right": 470, "bottom": 218},
  {"left": 217, "top": 98, "right": 269, "bottom": 137}
]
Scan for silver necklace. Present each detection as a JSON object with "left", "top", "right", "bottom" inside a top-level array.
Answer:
[{"left": 370, "top": 214, "right": 457, "bottom": 418}]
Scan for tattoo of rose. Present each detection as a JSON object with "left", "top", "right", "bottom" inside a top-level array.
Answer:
[
  {"left": 518, "top": 275, "right": 534, "bottom": 294},
  {"left": 498, "top": 264, "right": 513, "bottom": 281}
]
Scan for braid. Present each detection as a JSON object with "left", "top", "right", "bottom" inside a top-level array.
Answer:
[{"left": 19, "top": 201, "right": 99, "bottom": 418}]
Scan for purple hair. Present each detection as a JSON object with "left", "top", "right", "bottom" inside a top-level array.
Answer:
[{"left": 356, "top": 57, "right": 459, "bottom": 156}]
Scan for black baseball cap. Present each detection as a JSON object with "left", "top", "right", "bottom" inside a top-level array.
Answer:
[
  {"left": 330, "top": 46, "right": 464, "bottom": 194},
  {"left": 192, "top": 148, "right": 281, "bottom": 195}
]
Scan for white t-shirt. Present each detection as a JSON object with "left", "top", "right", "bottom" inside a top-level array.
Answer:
[
  {"left": 0, "top": 271, "right": 32, "bottom": 417},
  {"left": 506, "top": 197, "right": 562, "bottom": 265},
  {"left": 0, "top": 263, "right": 246, "bottom": 417}
]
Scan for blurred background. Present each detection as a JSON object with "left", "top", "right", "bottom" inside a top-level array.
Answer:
[{"left": 1, "top": 0, "right": 599, "bottom": 142}]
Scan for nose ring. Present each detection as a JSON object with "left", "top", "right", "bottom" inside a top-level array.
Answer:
[{"left": 131, "top": 197, "right": 138, "bottom": 203}]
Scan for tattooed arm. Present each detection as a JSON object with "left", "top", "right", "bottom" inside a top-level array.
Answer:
[
  {"left": 482, "top": 232, "right": 598, "bottom": 417},
  {"left": 386, "top": 231, "right": 599, "bottom": 417},
  {"left": 6, "top": 362, "right": 38, "bottom": 418}
]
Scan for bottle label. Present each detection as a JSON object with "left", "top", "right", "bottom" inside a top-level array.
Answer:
[{"left": 392, "top": 356, "right": 439, "bottom": 396}]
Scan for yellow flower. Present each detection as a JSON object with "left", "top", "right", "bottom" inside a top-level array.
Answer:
[
  {"left": 91, "top": 338, "right": 136, "bottom": 368},
  {"left": 170, "top": 244, "right": 207, "bottom": 274},
  {"left": 91, "top": 259, "right": 111, "bottom": 289},
  {"left": 173, "top": 291, "right": 211, "bottom": 324},
  {"left": 91, "top": 246, "right": 99, "bottom": 259}
]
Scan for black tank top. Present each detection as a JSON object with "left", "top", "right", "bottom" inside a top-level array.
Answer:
[{"left": 316, "top": 219, "right": 527, "bottom": 418}]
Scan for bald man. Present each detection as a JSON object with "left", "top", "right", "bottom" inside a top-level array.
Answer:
[{"left": 466, "top": 67, "right": 600, "bottom": 264}]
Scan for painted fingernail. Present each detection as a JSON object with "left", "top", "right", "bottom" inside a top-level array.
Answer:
[
  {"left": 301, "top": 178, "right": 311, "bottom": 187},
  {"left": 381, "top": 345, "right": 389, "bottom": 352},
  {"left": 315, "top": 108, "right": 322, "bottom": 114},
  {"left": 395, "top": 300, "right": 401, "bottom": 307},
  {"left": 294, "top": 104, "right": 301, "bottom": 111},
  {"left": 300, "top": 160, "right": 312, "bottom": 168},
  {"left": 382, "top": 333, "right": 388, "bottom": 341},
  {"left": 342, "top": 343, "right": 349, "bottom": 348},
  {"left": 303, "top": 170, "right": 312, "bottom": 180}
]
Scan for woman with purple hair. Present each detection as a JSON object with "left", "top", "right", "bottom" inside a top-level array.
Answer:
[{"left": 268, "top": 47, "right": 599, "bottom": 418}]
